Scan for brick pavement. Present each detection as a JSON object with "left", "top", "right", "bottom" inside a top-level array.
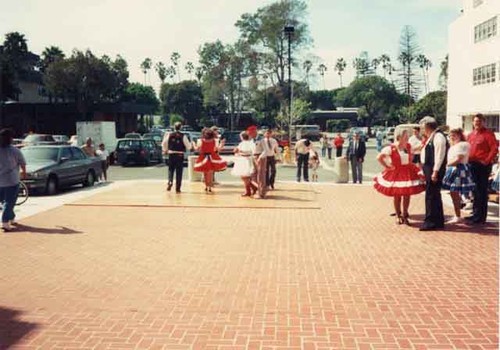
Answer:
[{"left": 0, "top": 182, "right": 498, "bottom": 349}]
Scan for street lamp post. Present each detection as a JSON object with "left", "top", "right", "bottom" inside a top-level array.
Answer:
[{"left": 284, "top": 25, "right": 294, "bottom": 143}]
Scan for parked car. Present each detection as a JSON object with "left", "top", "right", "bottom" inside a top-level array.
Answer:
[
  {"left": 124, "top": 133, "right": 142, "bottom": 139},
  {"left": 143, "top": 132, "right": 164, "bottom": 147},
  {"left": 180, "top": 125, "right": 194, "bottom": 132},
  {"left": 115, "top": 139, "right": 162, "bottom": 166},
  {"left": 52, "top": 135, "right": 70, "bottom": 143},
  {"left": 386, "top": 127, "right": 396, "bottom": 143},
  {"left": 22, "top": 145, "right": 102, "bottom": 195},
  {"left": 163, "top": 133, "right": 195, "bottom": 165},
  {"left": 21, "top": 134, "right": 58, "bottom": 147},
  {"left": 219, "top": 131, "right": 242, "bottom": 155}
]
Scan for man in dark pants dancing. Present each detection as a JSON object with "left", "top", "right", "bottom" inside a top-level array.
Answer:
[
  {"left": 419, "top": 116, "right": 448, "bottom": 231},
  {"left": 295, "top": 138, "right": 311, "bottom": 182},
  {"left": 466, "top": 114, "right": 498, "bottom": 224},
  {"left": 161, "top": 122, "right": 192, "bottom": 193}
]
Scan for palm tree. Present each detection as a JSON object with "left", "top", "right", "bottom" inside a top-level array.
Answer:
[
  {"left": 40, "top": 46, "right": 65, "bottom": 72},
  {"left": 155, "top": 62, "right": 167, "bottom": 84},
  {"left": 416, "top": 54, "right": 432, "bottom": 95},
  {"left": 140, "top": 58, "right": 152, "bottom": 85},
  {"left": 334, "top": 58, "right": 347, "bottom": 87},
  {"left": 318, "top": 63, "right": 327, "bottom": 89},
  {"left": 185, "top": 61, "right": 195, "bottom": 80},
  {"left": 371, "top": 58, "right": 380, "bottom": 75},
  {"left": 166, "top": 65, "right": 176, "bottom": 82},
  {"left": 379, "top": 54, "right": 392, "bottom": 79},
  {"left": 195, "top": 67, "right": 204, "bottom": 84},
  {"left": 303, "top": 60, "right": 313, "bottom": 87},
  {"left": 170, "top": 52, "right": 181, "bottom": 82}
]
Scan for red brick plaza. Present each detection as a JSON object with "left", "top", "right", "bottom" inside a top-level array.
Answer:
[{"left": 0, "top": 182, "right": 498, "bottom": 349}]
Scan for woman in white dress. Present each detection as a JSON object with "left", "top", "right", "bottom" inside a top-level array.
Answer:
[{"left": 231, "top": 131, "right": 257, "bottom": 196}]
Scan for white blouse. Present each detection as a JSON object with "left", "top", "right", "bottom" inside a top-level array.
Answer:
[
  {"left": 381, "top": 145, "right": 410, "bottom": 165},
  {"left": 447, "top": 141, "right": 470, "bottom": 165},
  {"left": 237, "top": 140, "right": 255, "bottom": 156}
]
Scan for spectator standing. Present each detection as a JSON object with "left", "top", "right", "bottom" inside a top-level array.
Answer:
[
  {"left": 295, "top": 138, "right": 311, "bottom": 182},
  {"left": 442, "top": 128, "right": 475, "bottom": 224},
  {"left": 376, "top": 130, "right": 384, "bottom": 153},
  {"left": 81, "top": 137, "right": 96, "bottom": 157},
  {"left": 319, "top": 134, "right": 328, "bottom": 158},
  {"left": 326, "top": 137, "right": 333, "bottom": 159},
  {"left": 162, "top": 122, "right": 192, "bottom": 193},
  {"left": 334, "top": 133, "right": 344, "bottom": 157},
  {"left": 346, "top": 132, "right": 366, "bottom": 184},
  {"left": 419, "top": 116, "right": 448, "bottom": 231},
  {"left": 96, "top": 143, "right": 109, "bottom": 182},
  {"left": 0, "top": 129, "right": 27, "bottom": 232},
  {"left": 263, "top": 129, "right": 279, "bottom": 190},
  {"left": 466, "top": 114, "right": 498, "bottom": 224},
  {"left": 408, "top": 127, "right": 423, "bottom": 164}
]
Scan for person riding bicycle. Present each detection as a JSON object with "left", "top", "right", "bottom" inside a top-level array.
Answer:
[{"left": 0, "top": 128, "right": 27, "bottom": 232}]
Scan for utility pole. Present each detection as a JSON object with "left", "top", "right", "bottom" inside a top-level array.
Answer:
[{"left": 284, "top": 25, "right": 294, "bottom": 143}]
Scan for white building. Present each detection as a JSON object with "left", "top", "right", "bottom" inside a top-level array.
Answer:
[{"left": 447, "top": 0, "right": 500, "bottom": 133}]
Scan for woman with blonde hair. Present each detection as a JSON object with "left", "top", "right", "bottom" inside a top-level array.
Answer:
[
  {"left": 442, "top": 128, "right": 475, "bottom": 223},
  {"left": 374, "top": 128, "right": 425, "bottom": 225}
]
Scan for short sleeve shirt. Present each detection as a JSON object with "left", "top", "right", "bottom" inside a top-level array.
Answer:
[
  {"left": 447, "top": 142, "right": 470, "bottom": 165},
  {"left": 0, "top": 146, "right": 26, "bottom": 187},
  {"left": 380, "top": 145, "right": 410, "bottom": 165}
]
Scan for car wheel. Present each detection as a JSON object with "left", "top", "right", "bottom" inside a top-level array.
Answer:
[
  {"left": 83, "top": 170, "right": 96, "bottom": 187},
  {"left": 45, "top": 176, "right": 58, "bottom": 196}
]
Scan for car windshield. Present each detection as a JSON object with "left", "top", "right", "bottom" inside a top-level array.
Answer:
[
  {"left": 22, "top": 147, "right": 59, "bottom": 162},
  {"left": 118, "top": 140, "right": 142, "bottom": 150}
]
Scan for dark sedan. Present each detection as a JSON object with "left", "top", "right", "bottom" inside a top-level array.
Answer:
[
  {"left": 116, "top": 139, "right": 162, "bottom": 166},
  {"left": 22, "top": 146, "right": 103, "bottom": 195}
]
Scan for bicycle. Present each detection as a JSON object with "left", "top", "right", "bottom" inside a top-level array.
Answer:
[{"left": 16, "top": 181, "right": 29, "bottom": 206}]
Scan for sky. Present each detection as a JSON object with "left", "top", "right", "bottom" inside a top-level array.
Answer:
[{"left": 0, "top": 0, "right": 462, "bottom": 93}]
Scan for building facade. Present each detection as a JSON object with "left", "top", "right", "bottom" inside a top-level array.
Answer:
[{"left": 447, "top": 0, "right": 500, "bottom": 133}]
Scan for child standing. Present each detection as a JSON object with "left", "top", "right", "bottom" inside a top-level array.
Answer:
[
  {"left": 442, "top": 128, "right": 475, "bottom": 223},
  {"left": 96, "top": 143, "right": 109, "bottom": 182},
  {"left": 309, "top": 149, "right": 320, "bottom": 182}
]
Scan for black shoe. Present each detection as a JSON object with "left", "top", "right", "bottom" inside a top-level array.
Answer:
[
  {"left": 176, "top": 190, "right": 181, "bottom": 194},
  {"left": 464, "top": 215, "right": 477, "bottom": 221},
  {"left": 469, "top": 218, "right": 486, "bottom": 225},
  {"left": 167, "top": 182, "right": 173, "bottom": 191},
  {"left": 419, "top": 226, "right": 436, "bottom": 231}
]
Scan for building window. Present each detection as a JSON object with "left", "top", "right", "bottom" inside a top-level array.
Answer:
[
  {"left": 473, "top": 0, "right": 484, "bottom": 8},
  {"left": 473, "top": 63, "right": 497, "bottom": 85},
  {"left": 474, "top": 16, "right": 498, "bottom": 43}
]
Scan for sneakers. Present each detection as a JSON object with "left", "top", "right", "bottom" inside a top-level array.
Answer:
[{"left": 446, "top": 216, "right": 463, "bottom": 224}]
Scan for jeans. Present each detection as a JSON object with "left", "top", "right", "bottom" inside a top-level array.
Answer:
[
  {"left": 168, "top": 154, "right": 184, "bottom": 191},
  {"left": 321, "top": 147, "right": 327, "bottom": 157},
  {"left": 297, "top": 153, "right": 309, "bottom": 181},
  {"left": 350, "top": 157, "right": 363, "bottom": 183},
  {"left": 0, "top": 184, "right": 19, "bottom": 223},
  {"left": 327, "top": 148, "right": 332, "bottom": 159},
  {"left": 470, "top": 162, "right": 491, "bottom": 222}
]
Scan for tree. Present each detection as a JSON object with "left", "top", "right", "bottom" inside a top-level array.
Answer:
[
  {"left": 159, "top": 80, "right": 204, "bottom": 127},
  {"left": 155, "top": 62, "right": 167, "bottom": 84},
  {"left": 306, "top": 89, "right": 335, "bottom": 110},
  {"left": 276, "top": 97, "right": 311, "bottom": 129},
  {"left": 40, "top": 46, "right": 65, "bottom": 73},
  {"left": 335, "top": 75, "right": 406, "bottom": 132},
  {"left": 2, "top": 32, "right": 29, "bottom": 74},
  {"left": 185, "top": 61, "right": 195, "bottom": 80},
  {"left": 409, "top": 90, "right": 447, "bottom": 125},
  {"left": 317, "top": 63, "right": 327, "bottom": 89},
  {"left": 122, "top": 82, "right": 159, "bottom": 110},
  {"left": 379, "top": 54, "right": 394, "bottom": 81},
  {"left": 397, "top": 26, "right": 421, "bottom": 101},
  {"left": 371, "top": 58, "right": 380, "bottom": 75},
  {"left": 439, "top": 54, "right": 449, "bottom": 91},
  {"left": 353, "top": 51, "right": 372, "bottom": 78},
  {"left": 195, "top": 67, "right": 204, "bottom": 83},
  {"left": 334, "top": 58, "right": 347, "bottom": 87},
  {"left": 235, "top": 0, "right": 311, "bottom": 115},
  {"left": 170, "top": 52, "right": 181, "bottom": 82},
  {"left": 303, "top": 59, "right": 313, "bottom": 87},
  {"left": 140, "top": 58, "right": 152, "bottom": 85},
  {"left": 416, "top": 54, "right": 432, "bottom": 95}
]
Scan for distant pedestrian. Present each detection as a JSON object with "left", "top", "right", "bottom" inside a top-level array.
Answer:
[
  {"left": 194, "top": 128, "right": 227, "bottom": 193},
  {"left": 309, "top": 149, "right": 320, "bottom": 182},
  {"left": 334, "top": 133, "right": 344, "bottom": 158},
  {"left": 327, "top": 137, "right": 333, "bottom": 159},
  {"left": 96, "top": 143, "right": 109, "bottom": 182},
  {"left": 0, "top": 129, "right": 27, "bottom": 232},
  {"left": 162, "top": 122, "right": 192, "bottom": 193},
  {"left": 465, "top": 114, "right": 498, "bottom": 225},
  {"left": 320, "top": 134, "right": 328, "bottom": 158},
  {"left": 231, "top": 131, "right": 257, "bottom": 197},
  {"left": 295, "top": 138, "right": 311, "bottom": 182},
  {"left": 346, "top": 132, "right": 366, "bottom": 184},
  {"left": 408, "top": 127, "right": 423, "bottom": 164},
  {"left": 374, "top": 129, "right": 424, "bottom": 225},
  {"left": 419, "top": 116, "right": 448, "bottom": 231},
  {"left": 442, "top": 128, "right": 475, "bottom": 224},
  {"left": 81, "top": 137, "right": 96, "bottom": 157},
  {"left": 376, "top": 130, "right": 384, "bottom": 152},
  {"left": 263, "top": 129, "right": 279, "bottom": 190}
]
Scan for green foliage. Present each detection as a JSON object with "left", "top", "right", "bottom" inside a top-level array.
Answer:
[
  {"left": 398, "top": 25, "right": 422, "bottom": 100},
  {"left": 160, "top": 80, "right": 204, "bottom": 127},
  {"left": 407, "top": 91, "right": 447, "bottom": 125},
  {"left": 122, "top": 83, "right": 159, "bottom": 111},
  {"left": 439, "top": 54, "right": 448, "bottom": 91},
  {"left": 327, "top": 119, "right": 351, "bottom": 132},
  {"left": 155, "top": 62, "right": 167, "bottom": 83},
  {"left": 306, "top": 89, "right": 335, "bottom": 110},
  {"left": 40, "top": 46, "right": 65, "bottom": 73},
  {"left": 353, "top": 51, "right": 373, "bottom": 78},
  {"left": 276, "top": 98, "right": 311, "bottom": 128},
  {"left": 169, "top": 114, "right": 184, "bottom": 126}
]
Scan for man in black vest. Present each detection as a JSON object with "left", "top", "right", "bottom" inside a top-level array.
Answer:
[
  {"left": 419, "top": 116, "right": 448, "bottom": 231},
  {"left": 161, "top": 122, "right": 192, "bottom": 193}
]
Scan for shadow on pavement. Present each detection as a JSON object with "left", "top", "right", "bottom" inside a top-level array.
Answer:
[
  {"left": 410, "top": 214, "right": 498, "bottom": 235},
  {"left": 0, "top": 306, "right": 37, "bottom": 349},
  {"left": 12, "top": 224, "right": 83, "bottom": 235}
]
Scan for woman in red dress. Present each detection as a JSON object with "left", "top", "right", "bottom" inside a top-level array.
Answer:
[
  {"left": 194, "top": 128, "right": 227, "bottom": 192},
  {"left": 374, "top": 129, "right": 425, "bottom": 225}
]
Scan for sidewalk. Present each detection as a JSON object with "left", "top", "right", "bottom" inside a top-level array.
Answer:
[{"left": 0, "top": 181, "right": 498, "bottom": 349}]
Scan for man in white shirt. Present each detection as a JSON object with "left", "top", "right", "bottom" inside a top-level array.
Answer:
[
  {"left": 263, "top": 129, "right": 279, "bottom": 190},
  {"left": 295, "top": 138, "right": 311, "bottom": 182},
  {"left": 419, "top": 116, "right": 448, "bottom": 231},
  {"left": 408, "top": 126, "right": 423, "bottom": 164},
  {"left": 161, "top": 122, "right": 192, "bottom": 193}
]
